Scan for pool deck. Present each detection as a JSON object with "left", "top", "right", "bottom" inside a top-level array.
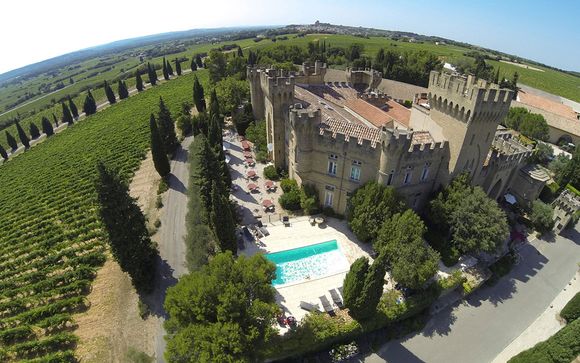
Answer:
[{"left": 240, "top": 216, "right": 373, "bottom": 325}]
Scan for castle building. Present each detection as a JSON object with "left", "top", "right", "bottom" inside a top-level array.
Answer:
[{"left": 248, "top": 62, "right": 547, "bottom": 214}]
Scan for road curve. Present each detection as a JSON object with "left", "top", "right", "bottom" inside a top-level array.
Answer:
[{"left": 360, "top": 225, "right": 580, "bottom": 363}]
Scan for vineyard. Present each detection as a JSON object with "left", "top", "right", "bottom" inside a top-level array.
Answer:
[{"left": 0, "top": 69, "right": 208, "bottom": 362}]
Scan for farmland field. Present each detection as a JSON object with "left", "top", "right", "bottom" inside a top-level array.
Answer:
[{"left": 0, "top": 70, "right": 208, "bottom": 361}]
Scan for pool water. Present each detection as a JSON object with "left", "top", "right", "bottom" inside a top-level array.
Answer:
[{"left": 265, "top": 240, "right": 349, "bottom": 286}]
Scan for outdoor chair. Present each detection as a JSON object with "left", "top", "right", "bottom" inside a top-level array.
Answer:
[
  {"left": 299, "top": 301, "right": 320, "bottom": 312},
  {"left": 282, "top": 216, "right": 290, "bottom": 227},
  {"left": 329, "top": 289, "right": 344, "bottom": 308},
  {"left": 319, "top": 295, "right": 335, "bottom": 315}
]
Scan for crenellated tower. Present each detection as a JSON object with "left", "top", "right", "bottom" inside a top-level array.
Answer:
[
  {"left": 247, "top": 66, "right": 295, "bottom": 169},
  {"left": 427, "top": 71, "right": 513, "bottom": 183}
]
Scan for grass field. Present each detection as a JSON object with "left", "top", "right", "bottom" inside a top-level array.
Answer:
[{"left": 0, "top": 70, "right": 208, "bottom": 361}]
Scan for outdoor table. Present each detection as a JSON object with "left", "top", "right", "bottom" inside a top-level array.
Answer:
[{"left": 315, "top": 217, "right": 324, "bottom": 224}]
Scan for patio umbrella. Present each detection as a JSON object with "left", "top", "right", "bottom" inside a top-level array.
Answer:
[
  {"left": 242, "top": 140, "right": 250, "bottom": 150},
  {"left": 245, "top": 158, "right": 255, "bottom": 165},
  {"left": 246, "top": 170, "right": 256, "bottom": 178},
  {"left": 262, "top": 199, "right": 273, "bottom": 207},
  {"left": 243, "top": 151, "right": 253, "bottom": 158},
  {"left": 504, "top": 193, "right": 516, "bottom": 205},
  {"left": 248, "top": 183, "right": 258, "bottom": 191}
]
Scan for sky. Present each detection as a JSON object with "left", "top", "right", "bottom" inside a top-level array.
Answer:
[{"left": 1, "top": 0, "right": 579, "bottom": 74}]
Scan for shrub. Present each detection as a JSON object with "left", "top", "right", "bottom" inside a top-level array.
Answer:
[
  {"left": 279, "top": 189, "right": 302, "bottom": 210},
  {"left": 157, "top": 178, "right": 169, "bottom": 195},
  {"left": 175, "top": 114, "right": 192, "bottom": 136},
  {"left": 280, "top": 178, "right": 298, "bottom": 193},
  {"left": 529, "top": 200, "right": 555, "bottom": 233},
  {"left": 403, "top": 100, "right": 412, "bottom": 108},
  {"left": 263, "top": 165, "right": 279, "bottom": 180},
  {"left": 156, "top": 195, "right": 163, "bottom": 209},
  {"left": 560, "top": 292, "right": 580, "bottom": 323},
  {"left": 300, "top": 183, "right": 319, "bottom": 215}
]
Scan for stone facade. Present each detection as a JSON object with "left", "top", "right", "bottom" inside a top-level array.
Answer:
[
  {"left": 248, "top": 64, "right": 546, "bottom": 215},
  {"left": 552, "top": 190, "right": 580, "bottom": 233}
]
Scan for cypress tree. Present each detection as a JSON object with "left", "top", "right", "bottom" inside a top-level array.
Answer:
[
  {"left": 147, "top": 63, "right": 157, "bottom": 86},
  {"left": 209, "top": 180, "right": 237, "bottom": 254},
  {"left": 95, "top": 162, "right": 157, "bottom": 293},
  {"left": 195, "top": 54, "right": 203, "bottom": 68},
  {"left": 162, "top": 57, "right": 169, "bottom": 80},
  {"left": 167, "top": 59, "right": 174, "bottom": 76},
  {"left": 41, "top": 116, "right": 54, "bottom": 136},
  {"left": 5, "top": 131, "right": 17, "bottom": 150},
  {"left": 0, "top": 143, "right": 7, "bottom": 160},
  {"left": 237, "top": 46, "right": 243, "bottom": 57},
  {"left": 354, "top": 256, "right": 387, "bottom": 320},
  {"left": 157, "top": 97, "right": 179, "bottom": 155},
  {"left": 192, "top": 75, "right": 206, "bottom": 112},
  {"left": 29, "top": 122, "right": 40, "bottom": 139},
  {"left": 104, "top": 81, "right": 116, "bottom": 104},
  {"left": 15, "top": 121, "right": 30, "bottom": 149},
  {"left": 150, "top": 114, "right": 170, "bottom": 177},
  {"left": 190, "top": 57, "right": 197, "bottom": 71},
  {"left": 62, "top": 102, "right": 74, "bottom": 125},
  {"left": 83, "top": 90, "right": 97, "bottom": 115},
  {"left": 494, "top": 67, "right": 500, "bottom": 84},
  {"left": 343, "top": 257, "right": 369, "bottom": 312},
  {"left": 175, "top": 58, "right": 181, "bottom": 75},
  {"left": 136, "top": 72, "right": 144, "bottom": 92},
  {"left": 52, "top": 113, "right": 59, "bottom": 127},
  {"left": 118, "top": 80, "right": 129, "bottom": 99},
  {"left": 68, "top": 96, "right": 79, "bottom": 119}
]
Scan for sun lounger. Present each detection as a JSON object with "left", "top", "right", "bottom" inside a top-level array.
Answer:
[
  {"left": 259, "top": 226, "right": 269, "bottom": 236},
  {"left": 319, "top": 295, "right": 334, "bottom": 313},
  {"left": 329, "top": 289, "right": 344, "bottom": 308},
  {"left": 299, "top": 301, "right": 320, "bottom": 312}
]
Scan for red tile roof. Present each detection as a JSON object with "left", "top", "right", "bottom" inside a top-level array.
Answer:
[
  {"left": 318, "top": 117, "right": 382, "bottom": 147},
  {"left": 344, "top": 98, "right": 411, "bottom": 129},
  {"left": 518, "top": 91, "right": 577, "bottom": 120}
]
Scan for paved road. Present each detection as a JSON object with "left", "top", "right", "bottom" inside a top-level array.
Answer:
[
  {"left": 361, "top": 225, "right": 580, "bottom": 363},
  {"left": 149, "top": 136, "right": 193, "bottom": 363}
]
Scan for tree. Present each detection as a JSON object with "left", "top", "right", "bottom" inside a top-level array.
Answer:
[
  {"left": 195, "top": 54, "right": 203, "bottom": 68},
  {"left": 164, "top": 252, "right": 277, "bottom": 362},
  {"left": 167, "top": 59, "right": 174, "bottom": 76},
  {"left": 41, "top": 116, "right": 54, "bottom": 136},
  {"left": 147, "top": 62, "right": 158, "bottom": 86},
  {"left": 95, "top": 162, "right": 157, "bottom": 293},
  {"left": 519, "top": 113, "right": 549, "bottom": 141},
  {"left": 354, "top": 256, "right": 387, "bottom": 320},
  {"left": 531, "top": 142, "right": 554, "bottom": 165},
  {"left": 430, "top": 175, "right": 509, "bottom": 254},
  {"left": 175, "top": 58, "right": 182, "bottom": 75},
  {"left": 62, "top": 102, "right": 74, "bottom": 125},
  {"left": 68, "top": 96, "right": 79, "bottom": 119},
  {"left": 117, "top": 80, "right": 129, "bottom": 99},
  {"left": 15, "top": 121, "right": 29, "bottom": 149},
  {"left": 82, "top": 90, "right": 97, "bottom": 116},
  {"left": 347, "top": 182, "right": 406, "bottom": 243},
  {"left": 557, "top": 145, "right": 580, "bottom": 190},
  {"left": 5, "top": 131, "right": 17, "bottom": 150},
  {"left": 157, "top": 97, "right": 179, "bottom": 155},
  {"left": 52, "top": 113, "right": 59, "bottom": 127},
  {"left": 214, "top": 77, "right": 250, "bottom": 115},
  {"left": 29, "top": 122, "right": 40, "bottom": 139},
  {"left": 376, "top": 210, "right": 439, "bottom": 289},
  {"left": 206, "top": 49, "right": 227, "bottom": 83},
  {"left": 192, "top": 75, "right": 206, "bottom": 112},
  {"left": 530, "top": 200, "right": 554, "bottom": 233},
  {"left": 0, "top": 143, "right": 8, "bottom": 160},
  {"left": 343, "top": 257, "right": 369, "bottom": 311},
  {"left": 190, "top": 57, "right": 197, "bottom": 72},
  {"left": 150, "top": 114, "right": 170, "bottom": 178},
  {"left": 104, "top": 81, "right": 116, "bottom": 104},
  {"left": 237, "top": 45, "right": 244, "bottom": 57},
  {"left": 209, "top": 180, "right": 237, "bottom": 253},
  {"left": 136, "top": 71, "right": 144, "bottom": 92},
  {"left": 162, "top": 57, "right": 170, "bottom": 80}
]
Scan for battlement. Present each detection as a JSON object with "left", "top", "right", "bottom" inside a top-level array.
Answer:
[
  {"left": 247, "top": 66, "right": 296, "bottom": 97},
  {"left": 409, "top": 140, "right": 447, "bottom": 153},
  {"left": 289, "top": 105, "right": 321, "bottom": 123},
  {"left": 429, "top": 71, "right": 512, "bottom": 105},
  {"left": 346, "top": 67, "right": 382, "bottom": 91}
]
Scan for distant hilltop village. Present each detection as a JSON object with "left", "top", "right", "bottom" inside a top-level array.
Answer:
[{"left": 248, "top": 61, "right": 550, "bottom": 214}]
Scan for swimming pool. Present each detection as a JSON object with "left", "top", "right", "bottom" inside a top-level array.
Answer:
[{"left": 265, "top": 240, "right": 349, "bottom": 286}]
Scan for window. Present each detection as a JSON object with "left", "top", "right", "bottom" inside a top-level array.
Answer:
[
  {"left": 420, "top": 162, "right": 430, "bottom": 181},
  {"left": 324, "top": 186, "right": 335, "bottom": 207},
  {"left": 350, "top": 160, "right": 362, "bottom": 181},
  {"left": 403, "top": 166, "right": 412, "bottom": 185},
  {"left": 387, "top": 170, "right": 394, "bottom": 185},
  {"left": 328, "top": 161, "right": 337, "bottom": 176}
]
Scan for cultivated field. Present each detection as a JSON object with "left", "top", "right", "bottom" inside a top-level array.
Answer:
[{"left": 0, "top": 70, "right": 208, "bottom": 362}]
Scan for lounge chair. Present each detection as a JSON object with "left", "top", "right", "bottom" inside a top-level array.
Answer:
[
  {"left": 282, "top": 216, "right": 290, "bottom": 227},
  {"left": 329, "top": 289, "right": 344, "bottom": 308},
  {"left": 299, "top": 301, "right": 320, "bottom": 312},
  {"left": 259, "top": 226, "right": 269, "bottom": 236},
  {"left": 319, "top": 295, "right": 334, "bottom": 313}
]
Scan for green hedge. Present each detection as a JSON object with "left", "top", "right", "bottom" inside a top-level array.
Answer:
[
  {"left": 560, "top": 292, "right": 580, "bottom": 323},
  {"left": 508, "top": 318, "right": 580, "bottom": 363}
]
